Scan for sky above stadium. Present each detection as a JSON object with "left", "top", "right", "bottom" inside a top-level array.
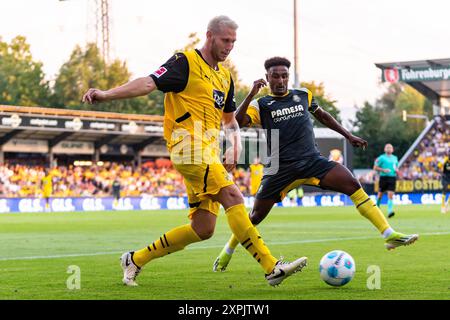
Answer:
[{"left": 1, "top": 0, "right": 450, "bottom": 126}]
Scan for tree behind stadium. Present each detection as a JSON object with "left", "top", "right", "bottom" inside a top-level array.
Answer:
[
  {"left": 351, "top": 83, "right": 431, "bottom": 168},
  {"left": 51, "top": 43, "right": 164, "bottom": 114},
  {"left": 0, "top": 36, "right": 51, "bottom": 107}
]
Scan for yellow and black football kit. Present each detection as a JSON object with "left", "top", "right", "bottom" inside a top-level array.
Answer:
[
  {"left": 132, "top": 50, "right": 278, "bottom": 274},
  {"left": 441, "top": 157, "right": 450, "bottom": 191},
  {"left": 439, "top": 157, "right": 450, "bottom": 209},
  {"left": 249, "top": 163, "right": 264, "bottom": 196},
  {"left": 150, "top": 49, "right": 236, "bottom": 218},
  {"left": 246, "top": 89, "right": 336, "bottom": 202},
  {"left": 41, "top": 174, "right": 53, "bottom": 198},
  {"left": 243, "top": 89, "right": 389, "bottom": 234}
]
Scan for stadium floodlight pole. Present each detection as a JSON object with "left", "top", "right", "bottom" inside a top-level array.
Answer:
[
  {"left": 293, "top": 0, "right": 300, "bottom": 89},
  {"left": 402, "top": 111, "right": 430, "bottom": 126},
  {"left": 59, "top": 0, "right": 110, "bottom": 64}
]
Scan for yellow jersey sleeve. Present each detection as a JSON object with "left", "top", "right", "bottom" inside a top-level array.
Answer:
[
  {"left": 247, "top": 99, "right": 261, "bottom": 126},
  {"left": 303, "top": 88, "right": 319, "bottom": 113},
  {"left": 439, "top": 156, "right": 449, "bottom": 170}
]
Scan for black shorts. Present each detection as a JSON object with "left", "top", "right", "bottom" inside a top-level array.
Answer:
[
  {"left": 442, "top": 176, "right": 450, "bottom": 191},
  {"left": 255, "top": 156, "right": 337, "bottom": 203},
  {"left": 379, "top": 176, "right": 396, "bottom": 192}
]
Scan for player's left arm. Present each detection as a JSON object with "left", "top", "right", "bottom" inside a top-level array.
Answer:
[
  {"left": 312, "top": 104, "right": 368, "bottom": 149},
  {"left": 222, "top": 82, "right": 242, "bottom": 172},
  {"left": 222, "top": 113, "right": 242, "bottom": 172}
]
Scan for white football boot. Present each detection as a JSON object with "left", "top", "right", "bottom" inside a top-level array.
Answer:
[
  {"left": 120, "top": 251, "right": 141, "bottom": 286},
  {"left": 265, "top": 257, "right": 308, "bottom": 286}
]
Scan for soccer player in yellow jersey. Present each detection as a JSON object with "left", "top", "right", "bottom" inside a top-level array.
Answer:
[
  {"left": 249, "top": 157, "right": 264, "bottom": 196},
  {"left": 438, "top": 152, "right": 450, "bottom": 213},
  {"left": 82, "top": 16, "right": 307, "bottom": 287},
  {"left": 41, "top": 168, "right": 52, "bottom": 211}
]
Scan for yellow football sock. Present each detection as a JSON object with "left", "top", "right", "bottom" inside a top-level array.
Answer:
[
  {"left": 442, "top": 192, "right": 446, "bottom": 207},
  {"left": 351, "top": 188, "right": 390, "bottom": 234},
  {"left": 132, "top": 224, "right": 202, "bottom": 267},
  {"left": 225, "top": 204, "right": 277, "bottom": 274},
  {"left": 226, "top": 234, "right": 240, "bottom": 251}
]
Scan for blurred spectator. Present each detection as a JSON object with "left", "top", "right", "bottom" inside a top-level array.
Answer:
[
  {"left": 0, "top": 161, "right": 186, "bottom": 198},
  {"left": 354, "top": 169, "right": 377, "bottom": 184},
  {"left": 397, "top": 118, "right": 449, "bottom": 180},
  {"left": 329, "top": 149, "right": 344, "bottom": 164},
  {"left": 0, "top": 160, "right": 256, "bottom": 197}
]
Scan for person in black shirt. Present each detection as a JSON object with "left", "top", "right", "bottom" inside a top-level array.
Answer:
[
  {"left": 440, "top": 152, "right": 450, "bottom": 213},
  {"left": 112, "top": 179, "right": 121, "bottom": 208},
  {"left": 213, "top": 57, "right": 419, "bottom": 272}
]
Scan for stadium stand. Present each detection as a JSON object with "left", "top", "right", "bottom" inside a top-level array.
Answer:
[
  {"left": 398, "top": 116, "right": 449, "bottom": 180},
  {"left": 0, "top": 105, "right": 349, "bottom": 199},
  {"left": 0, "top": 162, "right": 258, "bottom": 197},
  {"left": 0, "top": 161, "right": 186, "bottom": 197}
]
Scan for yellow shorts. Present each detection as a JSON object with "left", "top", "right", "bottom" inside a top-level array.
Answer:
[{"left": 173, "top": 162, "right": 235, "bottom": 218}]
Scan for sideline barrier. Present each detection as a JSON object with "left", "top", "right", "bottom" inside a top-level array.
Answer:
[{"left": 0, "top": 192, "right": 444, "bottom": 213}]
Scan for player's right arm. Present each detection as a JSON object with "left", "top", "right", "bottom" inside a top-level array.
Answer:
[
  {"left": 235, "top": 79, "right": 266, "bottom": 127},
  {"left": 82, "top": 77, "right": 157, "bottom": 104},
  {"left": 82, "top": 52, "right": 189, "bottom": 104}
]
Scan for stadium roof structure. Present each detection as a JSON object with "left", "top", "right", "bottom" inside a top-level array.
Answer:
[
  {"left": 0, "top": 105, "right": 354, "bottom": 167},
  {"left": 0, "top": 105, "right": 165, "bottom": 148},
  {"left": 0, "top": 105, "right": 170, "bottom": 164},
  {"left": 375, "top": 58, "right": 450, "bottom": 105},
  {"left": 0, "top": 105, "right": 260, "bottom": 163}
]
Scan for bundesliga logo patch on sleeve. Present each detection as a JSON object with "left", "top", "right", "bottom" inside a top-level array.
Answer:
[{"left": 153, "top": 66, "right": 168, "bottom": 78}]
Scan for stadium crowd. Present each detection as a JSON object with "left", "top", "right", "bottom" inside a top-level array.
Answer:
[
  {"left": 1, "top": 116, "right": 447, "bottom": 199},
  {"left": 397, "top": 118, "right": 449, "bottom": 180},
  {"left": 0, "top": 161, "right": 252, "bottom": 198}
]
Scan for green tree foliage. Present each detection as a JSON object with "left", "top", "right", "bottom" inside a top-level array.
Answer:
[
  {"left": 351, "top": 102, "right": 386, "bottom": 168},
  {"left": 301, "top": 81, "right": 341, "bottom": 127},
  {"left": 0, "top": 36, "right": 50, "bottom": 106},
  {"left": 52, "top": 43, "right": 163, "bottom": 114},
  {"left": 351, "top": 83, "right": 431, "bottom": 168}
]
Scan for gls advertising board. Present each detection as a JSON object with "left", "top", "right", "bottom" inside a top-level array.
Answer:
[{"left": 0, "top": 193, "right": 444, "bottom": 213}]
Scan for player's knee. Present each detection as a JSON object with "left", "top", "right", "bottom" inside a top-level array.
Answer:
[
  {"left": 249, "top": 211, "right": 263, "bottom": 225},
  {"left": 222, "top": 186, "right": 244, "bottom": 207},
  {"left": 345, "top": 177, "right": 362, "bottom": 195},
  {"left": 194, "top": 226, "right": 215, "bottom": 240},
  {"left": 230, "top": 188, "right": 244, "bottom": 202}
]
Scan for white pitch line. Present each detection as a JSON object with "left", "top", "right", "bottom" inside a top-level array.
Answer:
[{"left": 0, "top": 231, "right": 449, "bottom": 262}]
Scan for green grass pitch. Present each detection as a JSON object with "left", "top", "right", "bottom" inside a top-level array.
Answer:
[{"left": 0, "top": 205, "right": 448, "bottom": 300}]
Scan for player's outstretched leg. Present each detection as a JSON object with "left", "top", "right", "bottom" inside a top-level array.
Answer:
[
  {"left": 441, "top": 191, "right": 447, "bottom": 214},
  {"left": 320, "top": 164, "right": 419, "bottom": 251},
  {"left": 446, "top": 193, "right": 450, "bottom": 214},
  {"left": 213, "top": 199, "right": 275, "bottom": 272},
  {"left": 215, "top": 185, "right": 307, "bottom": 286},
  {"left": 213, "top": 234, "right": 239, "bottom": 272},
  {"left": 121, "top": 223, "right": 203, "bottom": 286}
]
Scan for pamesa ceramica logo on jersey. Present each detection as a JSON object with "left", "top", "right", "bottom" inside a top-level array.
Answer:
[
  {"left": 213, "top": 89, "right": 225, "bottom": 109},
  {"left": 271, "top": 104, "right": 304, "bottom": 123}
]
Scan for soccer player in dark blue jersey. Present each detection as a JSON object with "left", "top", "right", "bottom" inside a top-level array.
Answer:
[{"left": 213, "top": 57, "right": 419, "bottom": 271}]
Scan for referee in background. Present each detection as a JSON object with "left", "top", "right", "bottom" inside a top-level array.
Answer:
[{"left": 373, "top": 143, "right": 399, "bottom": 218}]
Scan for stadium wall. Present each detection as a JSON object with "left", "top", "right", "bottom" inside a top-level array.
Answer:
[{"left": 0, "top": 193, "right": 443, "bottom": 213}]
